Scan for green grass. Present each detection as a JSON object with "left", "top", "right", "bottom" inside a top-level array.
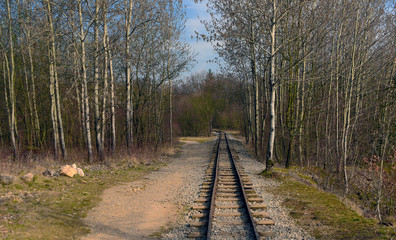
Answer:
[
  {"left": 265, "top": 168, "right": 395, "bottom": 240},
  {"left": 0, "top": 165, "right": 155, "bottom": 240}
]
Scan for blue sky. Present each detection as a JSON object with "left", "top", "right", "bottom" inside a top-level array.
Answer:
[{"left": 182, "top": 0, "right": 219, "bottom": 76}]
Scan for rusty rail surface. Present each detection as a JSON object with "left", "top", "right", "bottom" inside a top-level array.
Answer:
[
  {"left": 188, "top": 131, "right": 273, "bottom": 239},
  {"left": 224, "top": 133, "right": 260, "bottom": 240},
  {"left": 206, "top": 132, "right": 221, "bottom": 239}
]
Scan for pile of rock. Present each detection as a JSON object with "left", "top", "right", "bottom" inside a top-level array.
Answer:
[
  {"left": 60, "top": 164, "right": 84, "bottom": 177},
  {"left": 1, "top": 164, "right": 85, "bottom": 186},
  {"left": 43, "top": 164, "right": 84, "bottom": 178},
  {"left": 0, "top": 173, "right": 35, "bottom": 185}
]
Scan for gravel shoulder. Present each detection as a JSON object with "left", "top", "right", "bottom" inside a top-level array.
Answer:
[
  {"left": 82, "top": 134, "right": 313, "bottom": 240},
  {"left": 228, "top": 134, "right": 314, "bottom": 240},
  {"left": 81, "top": 140, "right": 213, "bottom": 240},
  {"left": 164, "top": 134, "right": 314, "bottom": 240}
]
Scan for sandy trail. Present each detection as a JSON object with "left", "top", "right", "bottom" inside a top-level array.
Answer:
[{"left": 82, "top": 140, "right": 212, "bottom": 240}]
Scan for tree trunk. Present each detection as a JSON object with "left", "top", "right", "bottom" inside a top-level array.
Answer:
[
  {"left": 265, "top": 0, "right": 277, "bottom": 171},
  {"left": 94, "top": 0, "right": 104, "bottom": 160},
  {"left": 125, "top": 0, "right": 134, "bottom": 153},
  {"left": 79, "top": 0, "right": 93, "bottom": 162},
  {"left": 6, "top": 0, "right": 18, "bottom": 159},
  {"left": 26, "top": 27, "right": 41, "bottom": 147},
  {"left": 22, "top": 50, "right": 34, "bottom": 147},
  {"left": 377, "top": 58, "right": 394, "bottom": 223},
  {"left": 102, "top": 1, "right": 109, "bottom": 151},
  {"left": 342, "top": 7, "right": 360, "bottom": 195},
  {"left": 44, "top": 0, "right": 61, "bottom": 159},
  {"left": 108, "top": 35, "right": 116, "bottom": 154},
  {"left": 298, "top": 47, "right": 306, "bottom": 166}
]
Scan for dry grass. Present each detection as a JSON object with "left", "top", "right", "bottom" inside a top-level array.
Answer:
[
  {"left": 0, "top": 145, "right": 180, "bottom": 240},
  {"left": 178, "top": 136, "right": 215, "bottom": 144},
  {"left": 264, "top": 167, "right": 396, "bottom": 239}
]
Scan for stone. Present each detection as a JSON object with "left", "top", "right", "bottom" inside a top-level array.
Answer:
[
  {"left": 72, "top": 163, "right": 77, "bottom": 169},
  {"left": 43, "top": 169, "right": 52, "bottom": 176},
  {"left": 21, "top": 173, "right": 34, "bottom": 182},
  {"left": 0, "top": 175, "right": 17, "bottom": 185},
  {"left": 60, "top": 165, "right": 77, "bottom": 178},
  {"left": 77, "top": 168, "right": 84, "bottom": 177},
  {"left": 43, "top": 169, "right": 59, "bottom": 177}
]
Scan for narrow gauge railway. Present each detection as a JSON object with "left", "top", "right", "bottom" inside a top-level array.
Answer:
[{"left": 187, "top": 132, "right": 275, "bottom": 239}]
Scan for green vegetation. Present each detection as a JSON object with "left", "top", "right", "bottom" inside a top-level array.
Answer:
[
  {"left": 0, "top": 165, "right": 155, "bottom": 240},
  {"left": 264, "top": 168, "right": 395, "bottom": 239}
]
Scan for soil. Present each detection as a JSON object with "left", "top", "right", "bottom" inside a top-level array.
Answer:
[{"left": 81, "top": 140, "right": 212, "bottom": 240}]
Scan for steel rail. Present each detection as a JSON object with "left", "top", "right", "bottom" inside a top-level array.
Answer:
[
  {"left": 224, "top": 133, "right": 260, "bottom": 240},
  {"left": 206, "top": 132, "right": 221, "bottom": 240}
]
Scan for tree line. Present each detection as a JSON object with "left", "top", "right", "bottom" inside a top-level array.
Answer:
[
  {"left": 174, "top": 71, "right": 244, "bottom": 136},
  {"left": 201, "top": 0, "right": 395, "bottom": 223},
  {"left": 0, "top": 0, "right": 193, "bottom": 162}
]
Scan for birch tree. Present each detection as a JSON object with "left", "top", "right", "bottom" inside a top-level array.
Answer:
[
  {"left": 44, "top": 0, "right": 67, "bottom": 159},
  {"left": 78, "top": 0, "right": 93, "bottom": 161},
  {"left": 125, "top": 0, "right": 134, "bottom": 153},
  {"left": 93, "top": 0, "right": 104, "bottom": 159},
  {"left": 5, "top": 0, "right": 18, "bottom": 158}
]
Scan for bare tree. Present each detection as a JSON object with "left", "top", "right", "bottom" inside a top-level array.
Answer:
[
  {"left": 4, "top": 0, "right": 18, "bottom": 159},
  {"left": 78, "top": 0, "right": 93, "bottom": 161},
  {"left": 125, "top": 0, "right": 134, "bottom": 153}
]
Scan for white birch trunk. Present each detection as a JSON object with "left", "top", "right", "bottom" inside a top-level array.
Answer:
[
  {"left": 79, "top": 0, "right": 93, "bottom": 162},
  {"left": 125, "top": 0, "right": 134, "bottom": 152},
  {"left": 266, "top": 0, "right": 277, "bottom": 171},
  {"left": 94, "top": 0, "right": 104, "bottom": 159},
  {"left": 6, "top": 0, "right": 18, "bottom": 159}
]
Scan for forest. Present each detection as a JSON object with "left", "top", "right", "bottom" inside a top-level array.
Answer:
[
  {"left": 199, "top": 0, "right": 395, "bottom": 224},
  {"left": 0, "top": 0, "right": 395, "bottom": 226},
  {"left": 0, "top": 0, "right": 195, "bottom": 161}
]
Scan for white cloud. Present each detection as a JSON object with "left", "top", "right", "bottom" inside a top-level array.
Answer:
[
  {"left": 185, "top": 18, "right": 206, "bottom": 36},
  {"left": 180, "top": 0, "right": 219, "bottom": 77}
]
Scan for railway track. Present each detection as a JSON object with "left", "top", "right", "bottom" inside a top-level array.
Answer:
[{"left": 187, "top": 132, "right": 275, "bottom": 239}]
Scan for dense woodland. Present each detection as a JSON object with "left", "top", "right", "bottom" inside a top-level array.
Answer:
[
  {"left": 1, "top": 0, "right": 395, "bottom": 224},
  {"left": 0, "top": 0, "right": 194, "bottom": 161},
  {"left": 200, "top": 0, "right": 395, "bottom": 223}
]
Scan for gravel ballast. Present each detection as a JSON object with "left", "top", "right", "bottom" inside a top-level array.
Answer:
[{"left": 163, "top": 134, "right": 314, "bottom": 240}]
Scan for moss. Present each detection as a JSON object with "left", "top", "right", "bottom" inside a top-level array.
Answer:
[{"left": 266, "top": 168, "right": 395, "bottom": 239}]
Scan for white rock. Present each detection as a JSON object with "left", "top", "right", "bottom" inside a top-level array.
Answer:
[
  {"left": 77, "top": 168, "right": 84, "bottom": 177},
  {"left": 0, "top": 175, "right": 17, "bottom": 185},
  {"left": 21, "top": 173, "right": 34, "bottom": 182},
  {"left": 60, "top": 165, "right": 77, "bottom": 177}
]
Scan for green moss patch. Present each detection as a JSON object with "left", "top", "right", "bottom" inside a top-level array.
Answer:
[{"left": 266, "top": 168, "right": 395, "bottom": 239}]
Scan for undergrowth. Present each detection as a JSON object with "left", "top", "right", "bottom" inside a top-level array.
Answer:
[{"left": 264, "top": 167, "right": 396, "bottom": 239}]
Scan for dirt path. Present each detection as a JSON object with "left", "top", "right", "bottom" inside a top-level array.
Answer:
[{"left": 81, "top": 140, "right": 213, "bottom": 240}]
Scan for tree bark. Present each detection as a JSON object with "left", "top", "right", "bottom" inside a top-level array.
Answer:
[
  {"left": 108, "top": 35, "right": 116, "bottom": 154},
  {"left": 26, "top": 24, "right": 41, "bottom": 147},
  {"left": 6, "top": 0, "right": 18, "bottom": 159},
  {"left": 102, "top": 0, "right": 109, "bottom": 151},
  {"left": 79, "top": 0, "right": 93, "bottom": 162},
  {"left": 94, "top": 0, "right": 104, "bottom": 160},
  {"left": 125, "top": 0, "right": 134, "bottom": 153},
  {"left": 342, "top": 7, "right": 360, "bottom": 195},
  {"left": 265, "top": 0, "right": 277, "bottom": 171}
]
